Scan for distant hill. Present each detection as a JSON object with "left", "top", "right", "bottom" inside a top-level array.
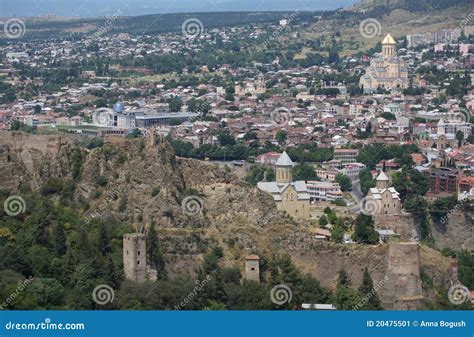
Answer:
[
  {"left": 356, "top": 0, "right": 472, "bottom": 11},
  {"left": 17, "top": 11, "right": 323, "bottom": 40}
]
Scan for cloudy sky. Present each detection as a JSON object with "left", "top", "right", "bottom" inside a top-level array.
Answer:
[{"left": 1, "top": 0, "right": 359, "bottom": 17}]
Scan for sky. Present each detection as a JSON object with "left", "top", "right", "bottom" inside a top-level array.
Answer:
[{"left": 0, "top": 0, "right": 359, "bottom": 17}]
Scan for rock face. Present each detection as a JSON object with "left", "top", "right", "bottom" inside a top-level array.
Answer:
[
  {"left": 0, "top": 132, "right": 459, "bottom": 309},
  {"left": 431, "top": 211, "right": 473, "bottom": 251}
]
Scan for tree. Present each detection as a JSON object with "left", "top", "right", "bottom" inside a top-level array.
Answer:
[
  {"left": 392, "top": 168, "right": 429, "bottom": 201},
  {"left": 245, "top": 165, "right": 275, "bottom": 186},
  {"left": 358, "top": 268, "right": 383, "bottom": 310},
  {"left": 366, "top": 121, "right": 372, "bottom": 134},
  {"left": 353, "top": 214, "right": 379, "bottom": 244},
  {"left": 217, "top": 131, "right": 236, "bottom": 146},
  {"left": 328, "top": 48, "right": 340, "bottom": 63},
  {"left": 54, "top": 224, "right": 67, "bottom": 256},
  {"left": 359, "top": 168, "right": 375, "bottom": 196},
  {"left": 334, "top": 269, "right": 362, "bottom": 310},
  {"left": 419, "top": 213, "right": 433, "bottom": 242},
  {"left": 98, "top": 222, "right": 111, "bottom": 256},
  {"left": 292, "top": 163, "right": 317, "bottom": 181},
  {"left": 147, "top": 225, "right": 165, "bottom": 278},
  {"left": 318, "top": 215, "right": 328, "bottom": 228},
  {"left": 335, "top": 173, "right": 352, "bottom": 191},
  {"left": 456, "top": 130, "right": 464, "bottom": 148},
  {"left": 404, "top": 195, "right": 427, "bottom": 213},
  {"left": 396, "top": 153, "right": 415, "bottom": 168},
  {"left": 168, "top": 96, "right": 183, "bottom": 112},
  {"left": 331, "top": 224, "right": 345, "bottom": 243},
  {"left": 275, "top": 131, "right": 287, "bottom": 145}
]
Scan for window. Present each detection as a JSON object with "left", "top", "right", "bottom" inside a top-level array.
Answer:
[
  {"left": 138, "top": 251, "right": 140, "bottom": 256},
  {"left": 137, "top": 260, "right": 140, "bottom": 265}
]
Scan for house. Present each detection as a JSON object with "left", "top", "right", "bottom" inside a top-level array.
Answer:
[{"left": 314, "top": 228, "right": 332, "bottom": 241}]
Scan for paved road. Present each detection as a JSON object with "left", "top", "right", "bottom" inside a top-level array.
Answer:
[{"left": 349, "top": 181, "right": 363, "bottom": 213}]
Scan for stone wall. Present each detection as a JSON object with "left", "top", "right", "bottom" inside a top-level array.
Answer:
[{"left": 381, "top": 243, "right": 423, "bottom": 309}]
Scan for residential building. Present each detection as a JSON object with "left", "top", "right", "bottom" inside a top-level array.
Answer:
[
  {"left": 306, "top": 181, "right": 343, "bottom": 201},
  {"left": 334, "top": 148, "right": 359, "bottom": 164}
]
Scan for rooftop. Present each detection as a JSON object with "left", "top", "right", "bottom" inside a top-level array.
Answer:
[
  {"left": 382, "top": 33, "right": 396, "bottom": 45},
  {"left": 275, "top": 151, "right": 294, "bottom": 167}
]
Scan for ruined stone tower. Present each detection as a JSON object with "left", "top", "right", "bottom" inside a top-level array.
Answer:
[
  {"left": 382, "top": 243, "right": 423, "bottom": 309},
  {"left": 244, "top": 255, "right": 260, "bottom": 283},
  {"left": 123, "top": 233, "right": 147, "bottom": 282}
]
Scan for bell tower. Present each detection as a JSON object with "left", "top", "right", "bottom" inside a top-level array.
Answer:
[
  {"left": 275, "top": 151, "right": 294, "bottom": 184},
  {"left": 376, "top": 170, "right": 390, "bottom": 190},
  {"left": 381, "top": 33, "right": 396, "bottom": 57}
]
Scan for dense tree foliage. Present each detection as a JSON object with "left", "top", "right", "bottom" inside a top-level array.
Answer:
[{"left": 352, "top": 214, "right": 379, "bottom": 245}]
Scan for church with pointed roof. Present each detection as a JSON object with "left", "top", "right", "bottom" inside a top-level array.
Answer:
[
  {"left": 364, "top": 170, "right": 401, "bottom": 216},
  {"left": 257, "top": 152, "right": 310, "bottom": 219},
  {"left": 428, "top": 118, "right": 457, "bottom": 150},
  {"left": 359, "top": 33, "right": 409, "bottom": 93}
]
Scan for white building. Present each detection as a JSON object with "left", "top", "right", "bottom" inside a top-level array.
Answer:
[{"left": 306, "top": 181, "right": 343, "bottom": 201}]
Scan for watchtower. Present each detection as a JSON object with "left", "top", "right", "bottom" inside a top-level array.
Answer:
[
  {"left": 245, "top": 255, "right": 260, "bottom": 283},
  {"left": 123, "top": 233, "right": 147, "bottom": 282}
]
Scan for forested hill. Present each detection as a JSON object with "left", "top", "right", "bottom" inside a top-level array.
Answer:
[{"left": 20, "top": 11, "right": 325, "bottom": 40}]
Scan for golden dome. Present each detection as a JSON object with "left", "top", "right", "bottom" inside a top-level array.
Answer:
[{"left": 382, "top": 33, "right": 396, "bottom": 45}]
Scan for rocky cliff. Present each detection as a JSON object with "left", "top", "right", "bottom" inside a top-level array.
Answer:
[{"left": 0, "top": 131, "right": 460, "bottom": 308}]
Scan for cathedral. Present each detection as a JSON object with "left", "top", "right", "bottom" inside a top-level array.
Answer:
[{"left": 359, "top": 33, "right": 409, "bottom": 93}]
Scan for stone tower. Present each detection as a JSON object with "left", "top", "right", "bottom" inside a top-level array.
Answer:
[
  {"left": 376, "top": 170, "right": 389, "bottom": 190},
  {"left": 275, "top": 151, "right": 294, "bottom": 184},
  {"left": 382, "top": 243, "right": 423, "bottom": 309},
  {"left": 123, "top": 233, "right": 147, "bottom": 282},
  {"left": 381, "top": 33, "right": 396, "bottom": 58},
  {"left": 245, "top": 255, "right": 260, "bottom": 283}
]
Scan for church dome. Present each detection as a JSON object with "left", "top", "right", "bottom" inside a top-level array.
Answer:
[{"left": 113, "top": 102, "right": 125, "bottom": 113}]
